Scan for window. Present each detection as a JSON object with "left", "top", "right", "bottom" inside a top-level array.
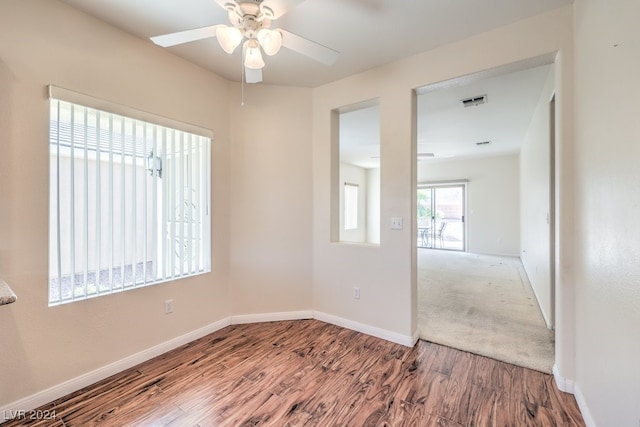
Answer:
[
  {"left": 343, "top": 183, "right": 359, "bottom": 230},
  {"left": 49, "top": 95, "right": 211, "bottom": 306}
]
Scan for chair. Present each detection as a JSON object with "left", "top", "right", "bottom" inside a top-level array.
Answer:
[
  {"left": 435, "top": 222, "right": 447, "bottom": 248},
  {"left": 418, "top": 227, "right": 430, "bottom": 247}
]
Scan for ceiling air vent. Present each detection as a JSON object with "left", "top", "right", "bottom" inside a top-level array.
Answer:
[
  {"left": 462, "top": 95, "right": 487, "bottom": 107},
  {"left": 476, "top": 141, "right": 491, "bottom": 146}
]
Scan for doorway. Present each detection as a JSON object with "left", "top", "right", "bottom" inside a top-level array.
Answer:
[
  {"left": 417, "top": 184, "right": 465, "bottom": 251},
  {"left": 414, "top": 58, "right": 558, "bottom": 372}
]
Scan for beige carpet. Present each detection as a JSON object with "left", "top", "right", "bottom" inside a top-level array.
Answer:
[{"left": 418, "top": 249, "right": 555, "bottom": 373}]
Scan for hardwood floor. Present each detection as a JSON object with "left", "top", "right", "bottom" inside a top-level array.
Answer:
[{"left": 1, "top": 320, "right": 584, "bottom": 426}]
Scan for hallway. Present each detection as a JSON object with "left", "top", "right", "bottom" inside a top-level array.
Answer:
[{"left": 417, "top": 249, "right": 554, "bottom": 373}]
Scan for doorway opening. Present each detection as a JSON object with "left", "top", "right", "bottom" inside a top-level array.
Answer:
[
  {"left": 417, "top": 184, "right": 465, "bottom": 251},
  {"left": 414, "top": 54, "right": 558, "bottom": 372}
]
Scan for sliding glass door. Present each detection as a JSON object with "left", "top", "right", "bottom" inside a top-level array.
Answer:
[{"left": 417, "top": 184, "right": 465, "bottom": 251}]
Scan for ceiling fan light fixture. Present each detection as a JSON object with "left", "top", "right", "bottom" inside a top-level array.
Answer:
[
  {"left": 216, "top": 26, "right": 243, "bottom": 54},
  {"left": 244, "top": 39, "right": 265, "bottom": 69},
  {"left": 149, "top": 0, "right": 341, "bottom": 85},
  {"left": 257, "top": 28, "right": 282, "bottom": 56}
]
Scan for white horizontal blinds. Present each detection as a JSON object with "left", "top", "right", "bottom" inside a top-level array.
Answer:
[{"left": 49, "top": 98, "right": 211, "bottom": 306}]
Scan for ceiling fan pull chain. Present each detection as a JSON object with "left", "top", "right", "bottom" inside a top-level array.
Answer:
[{"left": 241, "top": 52, "right": 245, "bottom": 107}]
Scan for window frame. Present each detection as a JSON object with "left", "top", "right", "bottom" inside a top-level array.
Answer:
[{"left": 48, "top": 86, "right": 213, "bottom": 306}]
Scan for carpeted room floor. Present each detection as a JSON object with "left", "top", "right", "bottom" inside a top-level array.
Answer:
[{"left": 417, "top": 249, "right": 555, "bottom": 373}]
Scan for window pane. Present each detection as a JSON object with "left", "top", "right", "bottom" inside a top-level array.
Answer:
[
  {"left": 344, "top": 183, "right": 358, "bottom": 230},
  {"left": 49, "top": 99, "right": 211, "bottom": 305}
]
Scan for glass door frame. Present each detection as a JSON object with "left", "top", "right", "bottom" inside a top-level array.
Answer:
[{"left": 417, "top": 181, "right": 467, "bottom": 252}]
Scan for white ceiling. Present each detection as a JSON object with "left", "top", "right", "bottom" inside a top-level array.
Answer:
[
  {"left": 339, "top": 64, "right": 553, "bottom": 168},
  {"left": 58, "top": 0, "right": 559, "bottom": 165},
  {"left": 417, "top": 63, "right": 553, "bottom": 161},
  {"left": 59, "top": 0, "right": 571, "bottom": 87}
]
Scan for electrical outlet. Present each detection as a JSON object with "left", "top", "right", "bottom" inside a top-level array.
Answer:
[
  {"left": 353, "top": 287, "right": 360, "bottom": 300},
  {"left": 164, "top": 299, "right": 174, "bottom": 314}
]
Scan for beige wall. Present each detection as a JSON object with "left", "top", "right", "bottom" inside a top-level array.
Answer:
[
  {"left": 228, "top": 83, "right": 313, "bottom": 316},
  {"left": 0, "top": 0, "right": 231, "bottom": 405},
  {"left": 312, "top": 5, "right": 574, "bottom": 349},
  {"left": 573, "top": 0, "right": 640, "bottom": 425},
  {"left": 520, "top": 66, "right": 555, "bottom": 328},
  {"left": 366, "top": 167, "right": 381, "bottom": 245},
  {"left": 418, "top": 154, "right": 520, "bottom": 256}
]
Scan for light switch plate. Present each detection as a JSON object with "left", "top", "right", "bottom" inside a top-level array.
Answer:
[{"left": 391, "top": 217, "right": 403, "bottom": 230}]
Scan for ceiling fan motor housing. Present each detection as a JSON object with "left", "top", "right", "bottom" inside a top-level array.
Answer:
[{"left": 228, "top": 0, "right": 275, "bottom": 39}]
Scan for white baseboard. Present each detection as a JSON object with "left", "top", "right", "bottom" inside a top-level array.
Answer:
[
  {"left": 552, "top": 364, "right": 575, "bottom": 394},
  {"left": 0, "top": 317, "right": 231, "bottom": 415},
  {"left": 313, "top": 311, "right": 416, "bottom": 347},
  {"left": 553, "top": 366, "right": 597, "bottom": 426},
  {"left": 518, "top": 257, "right": 553, "bottom": 329},
  {"left": 231, "top": 310, "right": 417, "bottom": 347},
  {"left": 529, "top": 278, "right": 553, "bottom": 330},
  {"left": 1, "top": 311, "right": 416, "bottom": 414},
  {"left": 474, "top": 251, "right": 521, "bottom": 258},
  {"left": 411, "top": 329, "right": 420, "bottom": 346},
  {"left": 231, "top": 310, "right": 313, "bottom": 324},
  {"left": 573, "top": 383, "right": 597, "bottom": 427}
]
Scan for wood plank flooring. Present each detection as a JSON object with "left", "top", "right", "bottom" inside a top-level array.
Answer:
[{"left": 1, "top": 320, "right": 584, "bottom": 426}]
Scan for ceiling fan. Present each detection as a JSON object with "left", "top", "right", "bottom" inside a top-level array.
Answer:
[{"left": 150, "top": 0, "right": 340, "bottom": 83}]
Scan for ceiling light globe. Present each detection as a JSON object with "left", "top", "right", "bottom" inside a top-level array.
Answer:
[
  {"left": 257, "top": 28, "right": 282, "bottom": 56},
  {"left": 216, "top": 26, "right": 242, "bottom": 54},
  {"left": 244, "top": 39, "right": 265, "bottom": 69}
]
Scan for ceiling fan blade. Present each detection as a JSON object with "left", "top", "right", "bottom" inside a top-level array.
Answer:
[
  {"left": 150, "top": 25, "right": 224, "bottom": 47},
  {"left": 280, "top": 29, "right": 339, "bottom": 65},
  {"left": 212, "top": 0, "right": 235, "bottom": 10},
  {"left": 245, "top": 67, "right": 263, "bottom": 84}
]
